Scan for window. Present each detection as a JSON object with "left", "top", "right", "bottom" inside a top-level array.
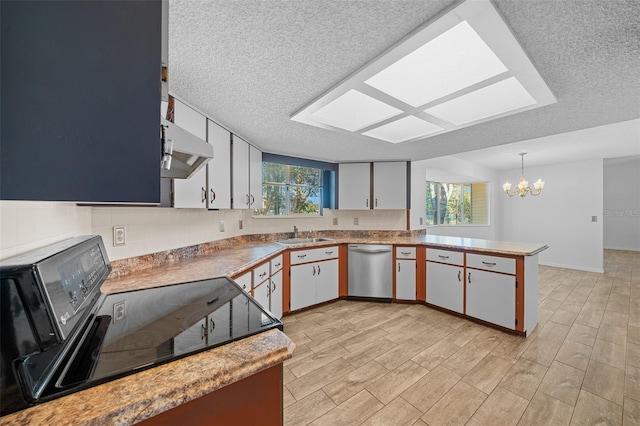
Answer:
[
  {"left": 254, "top": 162, "right": 324, "bottom": 216},
  {"left": 426, "top": 182, "right": 487, "bottom": 225}
]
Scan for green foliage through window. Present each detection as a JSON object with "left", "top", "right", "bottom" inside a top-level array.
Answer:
[
  {"left": 426, "top": 182, "right": 487, "bottom": 225},
  {"left": 254, "top": 163, "right": 323, "bottom": 216}
]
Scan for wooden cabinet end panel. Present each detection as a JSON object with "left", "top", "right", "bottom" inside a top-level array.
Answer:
[
  {"left": 139, "top": 364, "right": 283, "bottom": 426},
  {"left": 339, "top": 244, "right": 348, "bottom": 297},
  {"left": 283, "top": 252, "right": 291, "bottom": 314}
]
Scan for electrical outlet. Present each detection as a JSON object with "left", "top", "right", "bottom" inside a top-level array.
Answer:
[
  {"left": 420, "top": 217, "right": 424, "bottom": 225},
  {"left": 219, "top": 221, "right": 225, "bottom": 232},
  {"left": 113, "top": 226, "right": 126, "bottom": 246},
  {"left": 113, "top": 301, "right": 126, "bottom": 323},
  {"left": 333, "top": 217, "right": 338, "bottom": 226},
  {"left": 238, "top": 219, "right": 243, "bottom": 230},
  {"left": 354, "top": 217, "right": 359, "bottom": 225},
  {"left": 592, "top": 216, "right": 598, "bottom": 222}
]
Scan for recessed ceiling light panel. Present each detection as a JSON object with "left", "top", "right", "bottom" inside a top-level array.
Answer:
[
  {"left": 365, "top": 21, "right": 508, "bottom": 107},
  {"left": 363, "top": 116, "right": 443, "bottom": 143},
  {"left": 289, "top": 0, "right": 557, "bottom": 145},
  {"left": 310, "top": 89, "right": 402, "bottom": 131},
  {"left": 424, "top": 77, "right": 536, "bottom": 125}
]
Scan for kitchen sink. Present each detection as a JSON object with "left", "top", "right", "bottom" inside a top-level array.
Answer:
[{"left": 276, "top": 237, "right": 334, "bottom": 245}]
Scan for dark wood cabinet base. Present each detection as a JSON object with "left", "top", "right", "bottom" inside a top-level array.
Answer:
[{"left": 139, "top": 364, "right": 283, "bottom": 425}]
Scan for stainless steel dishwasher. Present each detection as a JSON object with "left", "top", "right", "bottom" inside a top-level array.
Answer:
[{"left": 348, "top": 244, "right": 393, "bottom": 299}]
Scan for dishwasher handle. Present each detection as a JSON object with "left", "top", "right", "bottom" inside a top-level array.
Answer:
[{"left": 348, "top": 246, "right": 392, "bottom": 254}]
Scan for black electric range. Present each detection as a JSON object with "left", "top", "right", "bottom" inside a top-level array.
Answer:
[{"left": 0, "top": 235, "right": 282, "bottom": 417}]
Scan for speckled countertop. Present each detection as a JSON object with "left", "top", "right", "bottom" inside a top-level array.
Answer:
[
  {"left": 3, "top": 232, "right": 545, "bottom": 425},
  {"left": 1, "top": 329, "right": 294, "bottom": 426},
  {"left": 102, "top": 233, "right": 547, "bottom": 293}
]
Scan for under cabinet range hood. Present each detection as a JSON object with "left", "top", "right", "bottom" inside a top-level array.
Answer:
[{"left": 160, "top": 97, "right": 213, "bottom": 179}]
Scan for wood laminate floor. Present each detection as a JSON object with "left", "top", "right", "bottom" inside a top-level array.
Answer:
[{"left": 282, "top": 250, "right": 640, "bottom": 426}]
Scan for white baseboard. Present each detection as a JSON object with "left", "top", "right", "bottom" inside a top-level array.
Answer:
[{"left": 539, "top": 261, "right": 604, "bottom": 274}]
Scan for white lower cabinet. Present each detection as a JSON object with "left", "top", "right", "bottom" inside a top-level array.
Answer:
[
  {"left": 426, "top": 261, "right": 464, "bottom": 313},
  {"left": 290, "top": 258, "right": 338, "bottom": 311},
  {"left": 466, "top": 268, "right": 516, "bottom": 330},
  {"left": 290, "top": 263, "right": 316, "bottom": 310},
  {"left": 395, "top": 247, "right": 416, "bottom": 300},
  {"left": 315, "top": 259, "right": 339, "bottom": 304},
  {"left": 252, "top": 279, "right": 270, "bottom": 313},
  {"left": 396, "top": 259, "right": 416, "bottom": 300}
]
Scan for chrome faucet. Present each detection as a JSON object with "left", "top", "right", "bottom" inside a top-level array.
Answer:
[{"left": 293, "top": 225, "right": 298, "bottom": 239}]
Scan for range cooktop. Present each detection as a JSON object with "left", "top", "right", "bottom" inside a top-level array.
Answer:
[{"left": 0, "top": 236, "right": 282, "bottom": 416}]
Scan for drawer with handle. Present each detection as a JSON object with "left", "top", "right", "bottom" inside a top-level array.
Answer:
[
  {"left": 395, "top": 247, "right": 416, "bottom": 259},
  {"left": 426, "top": 248, "right": 464, "bottom": 266},
  {"left": 466, "top": 253, "right": 516, "bottom": 275},
  {"left": 252, "top": 262, "right": 270, "bottom": 287},
  {"left": 270, "top": 254, "right": 283, "bottom": 274},
  {"left": 290, "top": 246, "right": 339, "bottom": 265}
]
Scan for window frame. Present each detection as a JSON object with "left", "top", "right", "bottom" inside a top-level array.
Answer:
[
  {"left": 254, "top": 154, "right": 336, "bottom": 218},
  {"left": 425, "top": 181, "right": 489, "bottom": 226}
]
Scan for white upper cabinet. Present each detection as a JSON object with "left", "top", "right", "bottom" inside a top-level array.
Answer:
[
  {"left": 232, "top": 135, "right": 250, "bottom": 209},
  {"left": 373, "top": 162, "right": 407, "bottom": 209},
  {"left": 249, "top": 144, "right": 262, "bottom": 209},
  {"left": 207, "top": 120, "right": 231, "bottom": 209},
  {"left": 232, "top": 135, "right": 262, "bottom": 209},
  {"left": 338, "top": 163, "right": 371, "bottom": 210},
  {"left": 173, "top": 99, "right": 209, "bottom": 209}
]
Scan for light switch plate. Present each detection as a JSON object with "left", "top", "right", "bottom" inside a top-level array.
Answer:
[
  {"left": 354, "top": 217, "right": 359, "bottom": 225},
  {"left": 219, "top": 221, "right": 225, "bottom": 232},
  {"left": 113, "top": 226, "right": 126, "bottom": 246},
  {"left": 333, "top": 217, "right": 338, "bottom": 226}
]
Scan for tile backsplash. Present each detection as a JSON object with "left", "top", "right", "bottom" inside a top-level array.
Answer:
[
  {"left": 0, "top": 201, "right": 408, "bottom": 262},
  {"left": 0, "top": 201, "right": 92, "bottom": 260}
]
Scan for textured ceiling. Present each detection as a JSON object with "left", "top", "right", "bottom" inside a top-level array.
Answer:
[{"left": 168, "top": 0, "right": 640, "bottom": 165}]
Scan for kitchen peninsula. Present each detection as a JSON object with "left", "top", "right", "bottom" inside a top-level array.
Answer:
[{"left": 1, "top": 232, "right": 545, "bottom": 425}]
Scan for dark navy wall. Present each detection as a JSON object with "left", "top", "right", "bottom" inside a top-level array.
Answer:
[{"left": 1, "top": 1, "right": 161, "bottom": 203}]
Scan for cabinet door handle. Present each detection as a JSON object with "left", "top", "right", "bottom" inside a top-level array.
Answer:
[
  {"left": 250, "top": 194, "right": 255, "bottom": 206},
  {"left": 259, "top": 272, "right": 267, "bottom": 279},
  {"left": 375, "top": 198, "right": 378, "bottom": 207},
  {"left": 398, "top": 262, "right": 401, "bottom": 272},
  {"left": 468, "top": 272, "right": 471, "bottom": 283},
  {"left": 318, "top": 265, "right": 321, "bottom": 275},
  {"left": 297, "top": 254, "right": 307, "bottom": 259},
  {"left": 245, "top": 194, "right": 250, "bottom": 206},
  {"left": 482, "top": 261, "right": 497, "bottom": 267},
  {"left": 366, "top": 199, "right": 369, "bottom": 208},
  {"left": 438, "top": 255, "right": 450, "bottom": 260},
  {"left": 201, "top": 323, "right": 206, "bottom": 340},
  {"left": 325, "top": 251, "right": 334, "bottom": 255},
  {"left": 271, "top": 282, "right": 276, "bottom": 292},
  {"left": 312, "top": 266, "right": 316, "bottom": 276},
  {"left": 274, "top": 262, "right": 281, "bottom": 268},
  {"left": 401, "top": 251, "right": 411, "bottom": 256},
  {"left": 210, "top": 318, "right": 215, "bottom": 331},
  {"left": 458, "top": 270, "right": 461, "bottom": 282},
  {"left": 201, "top": 187, "right": 207, "bottom": 203},
  {"left": 210, "top": 189, "right": 216, "bottom": 201}
]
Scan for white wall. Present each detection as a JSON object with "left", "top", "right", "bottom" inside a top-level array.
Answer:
[
  {"left": 0, "top": 201, "right": 92, "bottom": 260},
  {"left": 0, "top": 201, "right": 407, "bottom": 262},
  {"left": 498, "top": 159, "right": 604, "bottom": 272},
  {"left": 603, "top": 156, "right": 640, "bottom": 250}
]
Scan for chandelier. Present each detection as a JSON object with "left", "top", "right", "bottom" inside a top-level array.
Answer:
[{"left": 503, "top": 153, "right": 544, "bottom": 197}]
